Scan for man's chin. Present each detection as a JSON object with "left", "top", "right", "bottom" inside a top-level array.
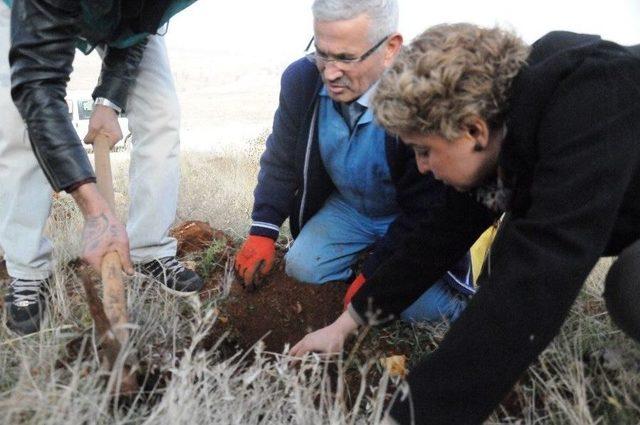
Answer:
[{"left": 327, "top": 90, "right": 357, "bottom": 103}]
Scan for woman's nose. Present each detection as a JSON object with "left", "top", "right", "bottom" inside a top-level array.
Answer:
[{"left": 416, "top": 157, "right": 431, "bottom": 175}]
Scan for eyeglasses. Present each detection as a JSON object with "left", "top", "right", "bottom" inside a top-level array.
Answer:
[{"left": 305, "top": 35, "right": 389, "bottom": 69}]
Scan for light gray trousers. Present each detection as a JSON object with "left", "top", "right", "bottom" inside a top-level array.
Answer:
[{"left": 0, "top": 4, "right": 180, "bottom": 279}]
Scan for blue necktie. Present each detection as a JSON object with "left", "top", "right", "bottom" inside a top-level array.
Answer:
[{"left": 337, "top": 101, "right": 366, "bottom": 132}]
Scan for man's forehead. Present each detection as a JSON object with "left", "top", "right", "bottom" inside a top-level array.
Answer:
[{"left": 313, "top": 16, "right": 372, "bottom": 50}]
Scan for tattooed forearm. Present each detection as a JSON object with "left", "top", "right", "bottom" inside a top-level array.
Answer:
[
  {"left": 72, "top": 182, "right": 133, "bottom": 273},
  {"left": 84, "top": 214, "right": 109, "bottom": 251}
]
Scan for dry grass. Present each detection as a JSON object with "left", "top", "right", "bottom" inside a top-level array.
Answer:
[{"left": 1, "top": 145, "right": 639, "bottom": 424}]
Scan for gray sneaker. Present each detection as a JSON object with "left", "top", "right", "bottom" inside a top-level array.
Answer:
[
  {"left": 138, "top": 257, "right": 203, "bottom": 296},
  {"left": 4, "top": 278, "right": 49, "bottom": 335}
]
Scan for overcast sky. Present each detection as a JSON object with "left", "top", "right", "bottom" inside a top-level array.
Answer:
[
  {"left": 157, "top": 0, "right": 640, "bottom": 151},
  {"left": 166, "top": 0, "right": 640, "bottom": 61}
]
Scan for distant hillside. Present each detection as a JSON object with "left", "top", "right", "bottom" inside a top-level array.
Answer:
[{"left": 68, "top": 47, "right": 291, "bottom": 152}]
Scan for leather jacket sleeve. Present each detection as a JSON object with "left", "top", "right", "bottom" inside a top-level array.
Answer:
[
  {"left": 92, "top": 38, "right": 148, "bottom": 112},
  {"left": 9, "top": 0, "right": 95, "bottom": 192},
  {"left": 9, "top": 0, "right": 148, "bottom": 191}
]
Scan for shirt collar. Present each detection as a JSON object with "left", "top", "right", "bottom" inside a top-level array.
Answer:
[{"left": 356, "top": 80, "right": 379, "bottom": 108}]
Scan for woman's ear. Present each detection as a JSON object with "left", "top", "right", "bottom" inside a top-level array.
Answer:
[{"left": 464, "top": 116, "right": 490, "bottom": 151}]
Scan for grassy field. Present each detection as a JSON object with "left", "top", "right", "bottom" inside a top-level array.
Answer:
[{"left": 1, "top": 148, "right": 639, "bottom": 424}]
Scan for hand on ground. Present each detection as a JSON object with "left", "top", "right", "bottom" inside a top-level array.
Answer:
[
  {"left": 234, "top": 235, "right": 276, "bottom": 286},
  {"left": 290, "top": 324, "right": 346, "bottom": 357},
  {"left": 289, "top": 311, "right": 359, "bottom": 357}
]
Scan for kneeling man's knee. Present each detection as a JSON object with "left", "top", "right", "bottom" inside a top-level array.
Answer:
[{"left": 284, "top": 250, "right": 324, "bottom": 284}]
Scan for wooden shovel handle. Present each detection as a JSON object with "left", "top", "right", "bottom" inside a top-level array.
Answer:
[
  {"left": 93, "top": 134, "right": 129, "bottom": 345},
  {"left": 93, "top": 135, "right": 116, "bottom": 211}
]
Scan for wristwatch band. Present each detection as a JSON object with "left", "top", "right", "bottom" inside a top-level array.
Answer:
[{"left": 94, "top": 97, "right": 122, "bottom": 114}]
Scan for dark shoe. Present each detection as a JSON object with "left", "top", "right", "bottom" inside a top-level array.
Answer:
[
  {"left": 138, "top": 257, "right": 203, "bottom": 296},
  {"left": 4, "top": 277, "right": 49, "bottom": 335}
]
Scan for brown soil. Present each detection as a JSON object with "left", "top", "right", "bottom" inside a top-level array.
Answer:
[
  {"left": 212, "top": 255, "right": 347, "bottom": 353},
  {"left": 195, "top": 242, "right": 417, "bottom": 408},
  {"left": 170, "top": 220, "right": 233, "bottom": 257}
]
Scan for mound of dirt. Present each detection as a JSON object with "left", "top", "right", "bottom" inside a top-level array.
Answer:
[
  {"left": 215, "top": 258, "right": 347, "bottom": 353},
  {"left": 171, "top": 220, "right": 232, "bottom": 256}
]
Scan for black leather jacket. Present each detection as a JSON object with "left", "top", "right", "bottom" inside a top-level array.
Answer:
[{"left": 9, "top": 0, "right": 147, "bottom": 192}]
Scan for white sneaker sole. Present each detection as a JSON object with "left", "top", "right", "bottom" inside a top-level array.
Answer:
[{"left": 157, "top": 283, "right": 200, "bottom": 297}]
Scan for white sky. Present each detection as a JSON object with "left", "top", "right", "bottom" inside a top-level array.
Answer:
[
  {"left": 166, "top": 0, "right": 640, "bottom": 61},
  {"left": 155, "top": 0, "right": 640, "bottom": 152},
  {"left": 64, "top": 0, "right": 640, "bottom": 152}
]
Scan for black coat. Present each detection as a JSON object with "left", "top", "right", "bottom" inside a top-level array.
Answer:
[
  {"left": 350, "top": 32, "right": 640, "bottom": 424},
  {"left": 8, "top": 0, "right": 191, "bottom": 192}
]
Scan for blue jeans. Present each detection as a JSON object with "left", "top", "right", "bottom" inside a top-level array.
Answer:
[{"left": 285, "top": 194, "right": 469, "bottom": 323}]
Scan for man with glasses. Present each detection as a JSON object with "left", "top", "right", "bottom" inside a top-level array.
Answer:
[{"left": 235, "top": 0, "right": 473, "bottom": 324}]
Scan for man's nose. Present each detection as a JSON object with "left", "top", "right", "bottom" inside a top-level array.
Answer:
[{"left": 323, "top": 62, "right": 344, "bottom": 81}]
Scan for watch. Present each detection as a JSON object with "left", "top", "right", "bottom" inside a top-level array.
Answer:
[{"left": 94, "top": 97, "right": 122, "bottom": 114}]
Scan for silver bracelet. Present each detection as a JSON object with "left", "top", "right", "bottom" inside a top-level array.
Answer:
[{"left": 94, "top": 97, "right": 122, "bottom": 114}]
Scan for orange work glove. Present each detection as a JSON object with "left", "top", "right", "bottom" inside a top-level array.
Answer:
[
  {"left": 343, "top": 273, "right": 367, "bottom": 311},
  {"left": 235, "top": 235, "right": 276, "bottom": 286}
]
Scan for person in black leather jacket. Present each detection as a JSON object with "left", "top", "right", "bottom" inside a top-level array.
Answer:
[{"left": 1, "top": 0, "right": 203, "bottom": 335}]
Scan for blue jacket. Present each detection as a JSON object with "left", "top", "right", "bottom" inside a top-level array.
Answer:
[{"left": 251, "top": 57, "right": 465, "bottom": 282}]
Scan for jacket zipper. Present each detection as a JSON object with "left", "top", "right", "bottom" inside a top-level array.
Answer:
[
  {"left": 24, "top": 124, "right": 59, "bottom": 190},
  {"left": 298, "top": 102, "right": 318, "bottom": 230}
]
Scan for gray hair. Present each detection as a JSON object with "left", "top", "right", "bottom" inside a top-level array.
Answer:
[{"left": 312, "top": 0, "right": 399, "bottom": 42}]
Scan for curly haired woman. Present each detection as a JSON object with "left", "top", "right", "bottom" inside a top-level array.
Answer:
[{"left": 292, "top": 23, "right": 640, "bottom": 424}]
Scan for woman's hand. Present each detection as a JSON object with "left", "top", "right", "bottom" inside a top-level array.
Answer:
[{"left": 290, "top": 311, "right": 359, "bottom": 357}]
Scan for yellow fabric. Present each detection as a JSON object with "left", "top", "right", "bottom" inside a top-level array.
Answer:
[{"left": 470, "top": 224, "right": 500, "bottom": 283}]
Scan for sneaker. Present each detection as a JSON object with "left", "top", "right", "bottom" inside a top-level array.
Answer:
[
  {"left": 4, "top": 278, "right": 49, "bottom": 335},
  {"left": 138, "top": 257, "right": 203, "bottom": 296}
]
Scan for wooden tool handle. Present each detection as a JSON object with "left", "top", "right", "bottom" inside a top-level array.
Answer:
[
  {"left": 93, "top": 134, "right": 129, "bottom": 345},
  {"left": 101, "top": 252, "right": 129, "bottom": 344},
  {"left": 93, "top": 135, "right": 116, "bottom": 211}
]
